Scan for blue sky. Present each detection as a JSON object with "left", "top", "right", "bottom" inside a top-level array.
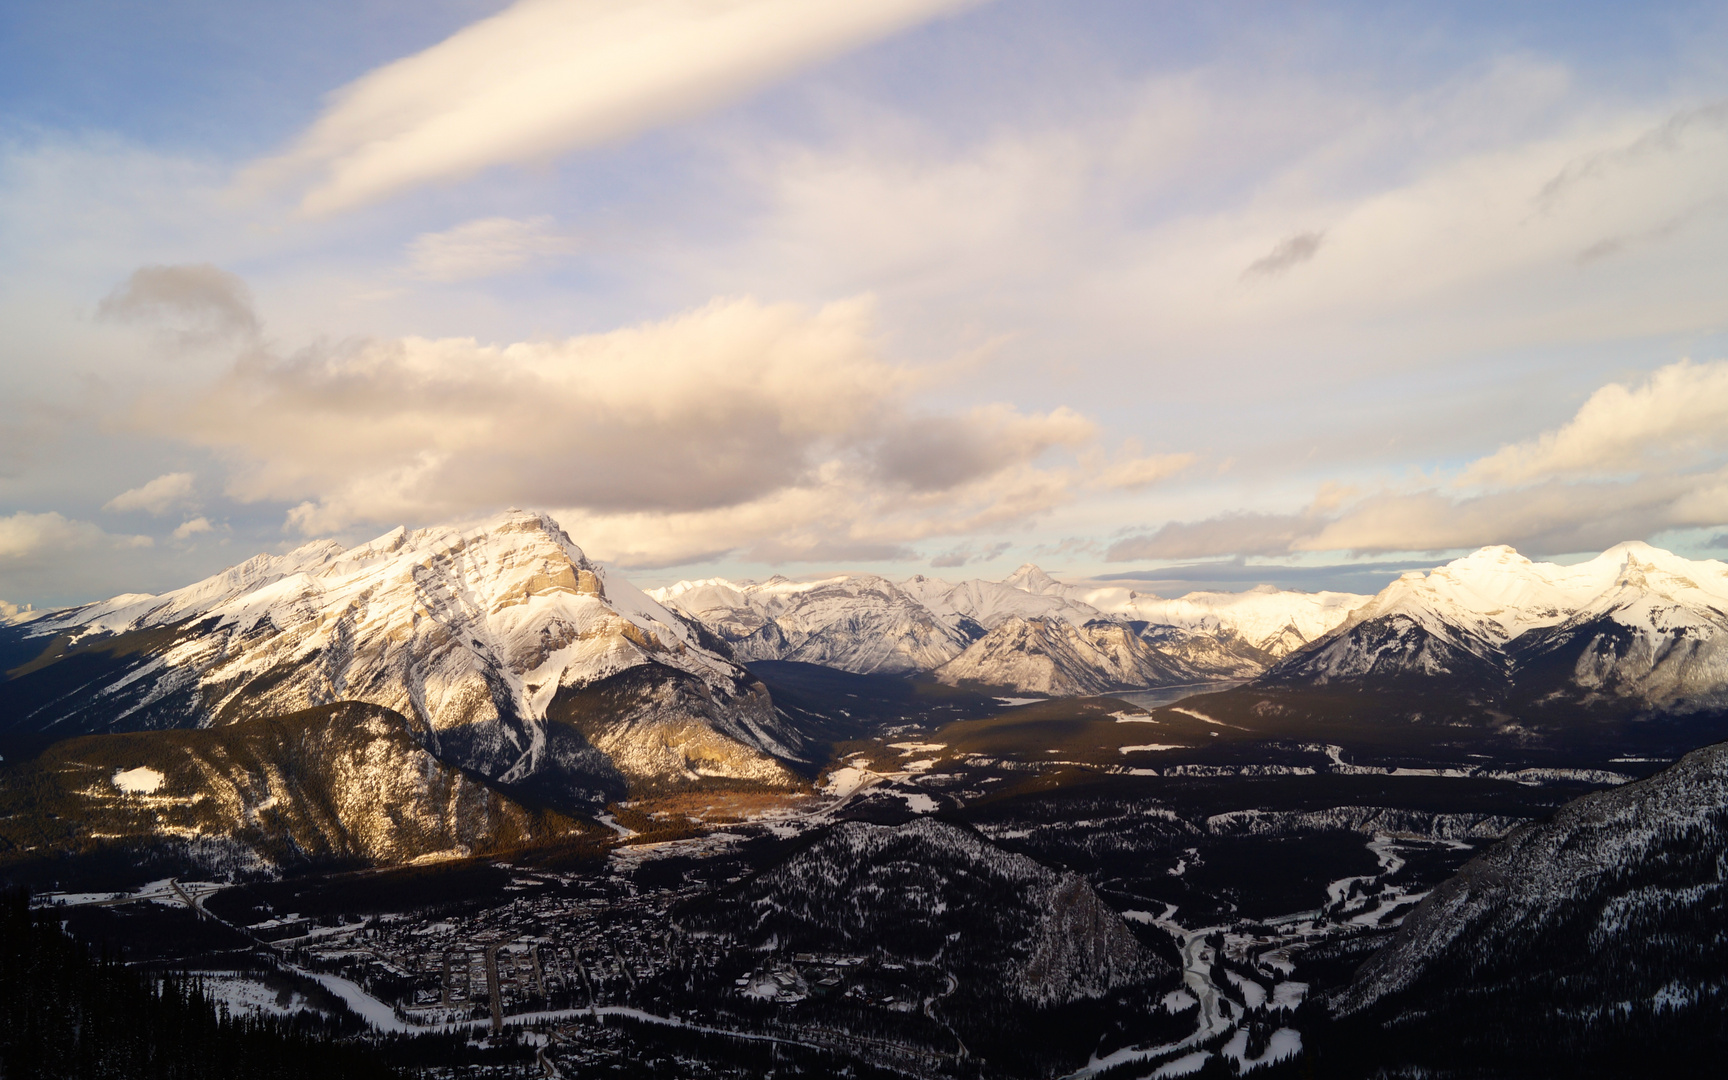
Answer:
[{"left": 4, "top": 0, "right": 1728, "bottom": 608}]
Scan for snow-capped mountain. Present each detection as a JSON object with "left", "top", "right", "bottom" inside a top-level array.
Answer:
[
  {"left": 1326, "top": 739, "right": 1728, "bottom": 1072},
  {"left": 647, "top": 574, "right": 972, "bottom": 674},
  {"left": 652, "top": 565, "right": 1366, "bottom": 694},
  {"left": 0, "top": 511, "right": 801, "bottom": 798},
  {"left": 1268, "top": 542, "right": 1728, "bottom": 715},
  {"left": 934, "top": 616, "right": 1208, "bottom": 696}
]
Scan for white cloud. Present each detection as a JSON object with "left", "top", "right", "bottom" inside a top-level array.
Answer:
[
  {"left": 0, "top": 511, "right": 151, "bottom": 559},
  {"left": 131, "top": 295, "right": 1172, "bottom": 563},
  {"left": 720, "top": 67, "right": 1728, "bottom": 387},
  {"left": 104, "top": 472, "right": 198, "bottom": 515},
  {"left": 1084, "top": 446, "right": 1197, "bottom": 492},
  {"left": 1110, "top": 357, "right": 1728, "bottom": 560},
  {"left": 405, "top": 216, "right": 579, "bottom": 282},
  {"left": 244, "top": 0, "right": 986, "bottom": 214},
  {"left": 172, "top": 516, "right": 214, "bottom": 540},
  {"left": 1461, "top": 359, "right": 1728, "bottom": 486}
]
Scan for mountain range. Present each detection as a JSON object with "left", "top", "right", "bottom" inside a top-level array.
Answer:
[
  {"left": 649, "top": 565, "right": 1366, "bottom": 694},
  {"left": 1265, "top": 541, "right": 1728, "bottom": 719},
  {"left": 0, "top": 511, "right": 802, "bottom": 807}
]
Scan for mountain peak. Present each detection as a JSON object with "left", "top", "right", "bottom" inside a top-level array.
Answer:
[{"left": 1005, "top": 563, "right": 1060, "bottom": 593}]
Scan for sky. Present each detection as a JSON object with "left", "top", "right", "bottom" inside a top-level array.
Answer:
[{"left": 4, "top": 0, "right": 1728, "bottom": 610}]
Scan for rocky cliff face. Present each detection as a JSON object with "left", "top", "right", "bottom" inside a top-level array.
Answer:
[
  {"left": 0, "top": 702, "right": 574, "bottom": 872},
  {"left": 647, "top": 574, "right": 975, "bottom": 674},
  {"left": 934, "top": 616, "right": 1203, "bottom": 696},
  {"left": 0, "top": 511, "right": 801, "bottom": 799}
]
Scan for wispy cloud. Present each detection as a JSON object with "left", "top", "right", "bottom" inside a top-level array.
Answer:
[
  {"left": 1241, "top": 231, "right": 1325, "bottom": 279},
  {"left": 243, "top": 0, "right": 987, "bottom": 215},
  {"left": 405, "top": 216, "right": 579, "bottom": 282},
  {"left": 104, "top": 472, "right": 198, "bottom": 516}
]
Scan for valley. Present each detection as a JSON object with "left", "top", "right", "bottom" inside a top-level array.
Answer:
[{"left": 6, "top": 524, "right": 1728, "bottom": 1077}]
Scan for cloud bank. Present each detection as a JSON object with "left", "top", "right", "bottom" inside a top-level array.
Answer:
[
  {"left": 1111, "top": 358, "right": 1728, "bottom": 561},
  {"left": 133, "top": 291, "right": 1179, "bottom": 566}
]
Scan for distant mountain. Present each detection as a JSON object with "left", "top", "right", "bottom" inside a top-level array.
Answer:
[
  {"left": 652, "top": 565, "right": 1365, "bottom": 695},
  {"left": 1267, "top": 542, "right": 1728, "bottom": 718},
  {"left": 1323, "top": 739, "right": 1728, "bottom": 1075},
  {"left": 934, "top": 616, "right": 1207, "bottom": 696},
  {"left": 646, "top": 574, "right": 974, "bottom": 674},
  {"left": 0, "top": 511, "right": 804, "bottom": 801}
]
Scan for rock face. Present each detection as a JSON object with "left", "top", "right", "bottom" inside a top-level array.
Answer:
[
  {"left": 934, "top": 616, "right": 1205, "bottom": 696},
  {"left": 0, "top": 702, "right": 569, "bottom": 871},
  {"left": 1268, "top": 542, "right": 1728, "bottom": 716},
  {"left": 683, "top": 817, "right": 1163, "bottom": 1005},
  {"left": 651, "top": 565, "right": 1363, "bottom": 694},
  {"left": 649, "top": 574, "right": 974, "bottom": 674},
  {"left": 0, "top": 511, "right": 801, "bottom": 799},
  {"left": 1327, "top": 741, "right": 1728, "bottom": 1071}
]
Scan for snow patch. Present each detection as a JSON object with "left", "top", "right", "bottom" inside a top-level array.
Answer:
[{"left": 112, "top": 766, "right": 165, "bottom": 794}]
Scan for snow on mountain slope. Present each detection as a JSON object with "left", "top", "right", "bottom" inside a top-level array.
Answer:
[
  {"left": 901, "top": 568, "right": 1103, "bottom": 630},
  {"left": 648, "top": 574, "right": 972, "bottom": 673},
  {"left": 934, "top": 616, "right": 1205, "bottom": 695},
  {"left": 1103, "top": 585, "right": 1370, "bottom": 658},
  {"left": 1, "top": 510, "right": 798, "bottom": 796},
  {"left": 653, "top": 564, "right": 1361, "bottom": 693},
  {"left": 1271, "top": 542, "right": 1728, "bottom": 711}
]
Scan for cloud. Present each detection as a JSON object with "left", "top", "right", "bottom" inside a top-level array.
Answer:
[
  {"left": 1460, "top": 359, "right": 1728, "bottom": 486},
  {"left": 130, "top": 294, "right": 1170, "bottom": 564},
  {"left": 1241, "top": 231, "right": 1325, "bottom": 279},
  {"left": 1111, "top": 357, "right": 1728, "bottom": 560},
  {"left": 929, "top": 540, "right": 1011, "bottom": 568},
  {"left": 104, "top": 472, "right": 198, "bottom": 515},
  {"left": 405, "top": 216, "right": 579, "bottom": 282},
  {"left": 0, "top": 511, "right": 151, "bottom": 560},
  {"left": 245, "top": 0, "right": 986, "bottom": 214},
  {"left": 1095, "top": 557, "right": 1433, "bottom": 594},
  {"left": 96, "top": 265, "right": 259, "bottom": 344},
  {"left": 873, "top": 405, "right": 1094, "bottom": 491},
  {"left": 172, "top": 516, "right": 214, "bottom": 540},
  {"left": 1083, "top": 446, "right": 1197, "bottom": 491},
  {"left": 1108, "top": 512, "right": 1317, "bottom": 561}
]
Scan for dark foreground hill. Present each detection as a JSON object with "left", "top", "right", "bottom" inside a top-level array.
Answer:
[
  {"left": 0, "top": 889, "right": 396, "bottom": 1080},
  {"left": 1306, "top": 740, "right": 1728, "bottom": 1077}
]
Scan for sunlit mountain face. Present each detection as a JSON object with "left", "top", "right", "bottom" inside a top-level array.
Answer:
[{"left": 6, "top": 1, "right": 1728, "bottom": 1076}]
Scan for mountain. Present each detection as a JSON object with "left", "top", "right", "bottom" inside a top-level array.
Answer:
[
  {"left": 682, "top": 817, "right": 1165, "bottom": 1006},
  {"left": 646, "top": 574, "right": 973, "bottom": 674},
  {"left": 0, "top": 702, "right": 577, "bottom": 875},
  {"left": 0, "top": 511, "right": 803, "bottom": 801},
  {"left": 1267, "top": 542, "right": 1728, "bottom": 718},
  {"left": 653, "top": 565, "right": 1365, "bottom": 695},
  {"left": 1322, "top": 739, "right": 1728, "bottom": 1076},
  {"left": 934, "top": 616, "right": 1207, "bottom": 696}
]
